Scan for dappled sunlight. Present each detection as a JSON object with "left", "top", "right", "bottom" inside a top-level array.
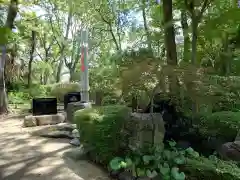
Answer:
[{"left": 0, "top": 115, "right": 109, "bottom": 180}]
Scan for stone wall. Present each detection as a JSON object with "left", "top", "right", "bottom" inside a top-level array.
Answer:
[{"left": 124, "top": 113, "right": 165, "bottom": 150}]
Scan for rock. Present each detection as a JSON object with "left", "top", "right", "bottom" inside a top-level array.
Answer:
[
  {"left": 24, "top": 113, "right": 65, "bottom": 127},
  {"left": 66, "top": 102, "right": 92, "bottom": 123},
  {"left": 24, "top": 116, "right": 37, "bottom": 127},
  {"left": 56, "top": 123, "right": 76, "bottom": 132},
  {"left": 64, "top": 146, "right": 88, "bottom": 160},
  {"left": 218, "top": 141, "right": 240, "bottom": 162},
  {"left": 109, "top": 169, "right": 124, "bottom": 179},
  {"left": 30, "top": 123, "right": 76, "bottom": 139},
  {"left": 118, "top": 171, "right": 135, "bottom": 180},
  {"left": 40, "top": 130, "right": 73, "bottom": 139},
  {"left": 72, "top": 129, "right": 80, "bottom": 138},
  {"left": 70, "top": 137, "right": 81, "bottom": 146},
  {"left": 127, "top": 113, "right": 165, "bottom": 149}
]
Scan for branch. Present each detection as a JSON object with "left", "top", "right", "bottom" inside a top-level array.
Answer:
[
  {"left": 198, "top": 0, "right": 211, "bottom": 21},
  {"left": 184, "top": 0, "right": 193, "bottom": 17},
  {"left": 36, "top": 50, "right": 44, "bottom": 61}
]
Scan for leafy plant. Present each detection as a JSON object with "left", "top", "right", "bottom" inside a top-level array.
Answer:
[{"left": 108, "top": 141, "right": 199, "bottom": 180}]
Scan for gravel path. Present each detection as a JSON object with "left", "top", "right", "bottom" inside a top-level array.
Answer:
[{"left": 0, "top": 114, "right": 109, "bottom": 180}]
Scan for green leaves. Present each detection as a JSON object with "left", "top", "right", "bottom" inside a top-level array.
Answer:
[
  {"left": 171, "top": 167, "right": 186, "bottom": 180},
  {"left": 159, "top": 163, "right": 170, "bottom": 175},
  {"left": 142, "top": 155, "right": 154, "bottom": 165},
  {"left": 146, "top": 169, "right": 158, "bottom": 178},
  {"left": 0, "top": 27, "right": 11, "bottom": 45},
  {"left": 109, "top": 157, "right": 124, "bottom": 170}
]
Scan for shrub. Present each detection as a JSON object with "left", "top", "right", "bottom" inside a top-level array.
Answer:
[
  {"left": 74, "top": 105, "right": 131, "bottom": 163},
  {"left": 50, "top": 83, "right": 81, "bottom": 102},
  {"left": 193, "top": 111, "right": 240, "bottom": 142},
  {"left": 8, "top": 91, "right": 30, "bottom": 104},
  {"left": 25, "top": 84, "right": 51, "bottom": 98},
  {"left": 183, "top": 157, "right": 240, "bottom": 180}
]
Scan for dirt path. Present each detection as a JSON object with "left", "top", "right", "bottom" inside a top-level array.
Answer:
[{"left": 0, "top": 114, "right": 109, "bottom": 180}]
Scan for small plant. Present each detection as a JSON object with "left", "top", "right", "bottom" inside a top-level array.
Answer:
[{"left": 109, "top": 141, "right": 201, "bottom": 180}]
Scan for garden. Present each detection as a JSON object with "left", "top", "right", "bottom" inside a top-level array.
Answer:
[{"left": 1, "top": 0, "right": 240, "bottom": 179}]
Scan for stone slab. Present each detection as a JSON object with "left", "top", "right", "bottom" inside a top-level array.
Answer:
[{"left": 24, "top": 113, "right": 65, "bottom": 127}]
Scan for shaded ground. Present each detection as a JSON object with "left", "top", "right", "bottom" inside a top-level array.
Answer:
[{"left": 0, "top": 114, "right": 109, "bottom": 180}]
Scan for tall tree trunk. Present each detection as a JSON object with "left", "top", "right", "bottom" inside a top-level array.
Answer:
[
  {"left": 56, "top": 3, "right": 72, "bottom": 82},
  {"left": 162, "top": 0, "right": 178, "bottom": 98},
  {"left": 27, "top": 30, "right": 36, "bottom": 88},
  {"left": 162, "top": 0, "right": 177, "bottom": 65},
  {"left": 0, "top": 0, "right": 18, "bottom": 114},
  {"left": 141, "top": 0, "right": 152, "bottom": 51},
  {"left": 181, "top": 10, "right": 190, "bottom": 62},
  {"left": 191, "top": 17, "right": 198, "bottom": 64}
]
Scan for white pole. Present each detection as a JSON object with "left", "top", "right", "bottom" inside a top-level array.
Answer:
[{"left": 80, "top": 29, "right": 89, "bottom": 102}]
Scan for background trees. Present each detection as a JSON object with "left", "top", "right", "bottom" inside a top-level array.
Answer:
[{"left": 1, "top": 0, "right": 240, "bottom": 114}]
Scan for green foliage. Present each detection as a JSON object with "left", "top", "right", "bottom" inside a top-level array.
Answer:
[
  {"left": 74, "top": 105, "right": 131, "bottom": 163},
  {"left": 193, "top": 111, "right": 240, "bottom": 141},
  {"left": 49, "top": 83, "right": 81, "bottom": 102},
  {"left": 7, "top": 83, "right": 53, "bottom": 104},
  {"left": 109, "top": 142, "right": 240, "bottom": 180},
  {"left": 8, "top": 91, "right": 30, "bottom": 104},
  {"left": 183, "top": 157, "right": 240, "bottom": 180},
  {"left": 0, "top": 27, "right": 11, "bottom": 45},
  {"left": 109, "top": 141, "right": 202, "bottom": 180}
]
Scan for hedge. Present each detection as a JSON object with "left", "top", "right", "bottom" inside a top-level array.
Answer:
[
  {"left": 74, "top": 105, "right": 131, "bottom": 163},
  {"left": 183, "top": 157, "right": 240, "bottom": 180},
  {"left": 193, "top": 111, "right": 240, "bottom": 142},
  {"left": 50, "top": 83, "right": 81, "bottom": 102}
]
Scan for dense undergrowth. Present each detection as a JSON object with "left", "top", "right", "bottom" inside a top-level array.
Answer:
[
  {"left": 74, "top": 106, "right": 240, "bottom": 180},
  {"left": 6, "top": 80, "right": 240, "bottom": 179}
]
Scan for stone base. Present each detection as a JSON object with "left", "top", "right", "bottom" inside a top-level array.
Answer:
[
  {"left": 66, "top": 101, "right": 92, "bottom": 123},
  {"left": 24, "top": 113, "right": 65, "bottom": 127}
]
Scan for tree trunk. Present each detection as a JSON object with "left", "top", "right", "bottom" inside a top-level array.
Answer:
[
  {"left": 191, "top": 18, "right": 198, "bottom": 64},
  {"left": 27, "top": 30, "right": 36, "bottom": 88},
  {"left": 162, "top": 0, "right": 178, "bottom": 97},
  {"left": 56, "top": 3, "right": 72, "bottom": 82},
  {"left": 162, "top": 0, "right": 177, "bottom": 65},
  {"left": 0, "top": 0, "right": 18, "bottom": 114},
  {"left": 56, "top": 59, "right": 63, "bottom": 82},
  {"left": 141, "top": 0, "right": 152, "bottom": 51},
  {"left": 0, "top": 46, "right": 8, "bottom": 114},
  {"left": 181, "top": 10, "right": 190, "bottom": 62}
]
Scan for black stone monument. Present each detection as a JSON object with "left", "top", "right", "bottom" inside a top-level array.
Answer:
[
  {"left": 32, "top": 98, "right": 57, "bottom": 116},
  {"left": 64, "top": 92, "right": 81, "bottom": 110}
]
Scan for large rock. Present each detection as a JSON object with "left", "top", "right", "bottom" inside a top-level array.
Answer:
[
  {"left": 24, "top": 113, "right": 65, "bottom": 127},
  {"left": 30, "top": 123, "right": 76, "bottom": 139},
  {"left": 66, "top": 102, "right": 92, "bottom": 123},
  {"left": 218, "top": 141, "right": 240, "bottom": 162},
  {"left": 124, "top": 113, "right": 165, "bottom": 149}
]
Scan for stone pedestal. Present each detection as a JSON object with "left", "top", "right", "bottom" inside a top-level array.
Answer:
[
  {"left": 24, "top": 113, "right": 65, "bottom": 127},
  {"left": 66, "top": 101, "right": 92, "bottom": 123}
]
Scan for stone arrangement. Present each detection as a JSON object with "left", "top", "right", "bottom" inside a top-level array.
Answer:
[{"left": 24, "top": 113, "right": 65, "bottom": 127}]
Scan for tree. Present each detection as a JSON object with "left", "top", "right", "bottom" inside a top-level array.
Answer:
[{"left": 0, "top": 0, "right": 18, "bottom": 114}]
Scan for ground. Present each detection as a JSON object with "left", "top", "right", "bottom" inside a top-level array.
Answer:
[{"left": 0, "top": 113, "right": 109, "bottom": 180}]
